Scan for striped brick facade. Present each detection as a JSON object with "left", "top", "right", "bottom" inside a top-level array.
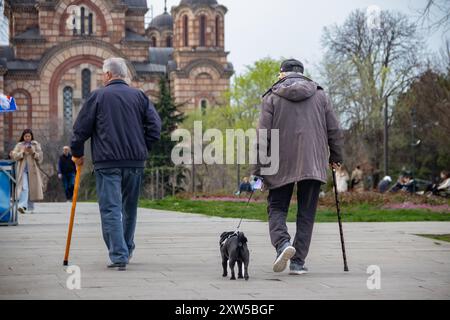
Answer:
[{"left": 0, "top": 0, "right": 233, "bottom": 156}]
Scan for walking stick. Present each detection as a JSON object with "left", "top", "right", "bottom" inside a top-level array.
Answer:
[
  {"left": 63, "top": 164, "right": 82, "bottom": 266},
  {"left": 332, "top": 168, "right": 349, "bottom": 272}
]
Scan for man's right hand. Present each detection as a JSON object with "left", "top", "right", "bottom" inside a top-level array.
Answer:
[
  {"left": 58, "top": 174, "right": 62, "bottom": 179},
  {"left": 330, "top": 162, "right": 341, "bottom": 170},
  {"left": 72, "top": 156, "right": 84, "bottom": 167}
]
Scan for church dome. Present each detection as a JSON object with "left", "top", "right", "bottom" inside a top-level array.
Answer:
[
  {"left": 150, "top": 12, "right": 173, "bottom": 29},
  {"left": 179, "top": 0, "right": 218, "bottom": 5}
]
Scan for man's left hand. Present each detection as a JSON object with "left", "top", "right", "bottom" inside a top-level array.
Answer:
[{"left": 72, "top": 156, "right": 84, "bottom": 167}]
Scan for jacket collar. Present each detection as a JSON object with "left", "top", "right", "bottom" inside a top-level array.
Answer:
[
  {"left": 105, "top": 79, "right": 129, "bottom": 87},
  {"left": 262, "top": 74, "right": 319, "bottom": 98}
]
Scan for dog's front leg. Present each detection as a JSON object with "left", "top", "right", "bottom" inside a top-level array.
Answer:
[{"left": 229, "top": 260, "right": 236, "bottom": 280}]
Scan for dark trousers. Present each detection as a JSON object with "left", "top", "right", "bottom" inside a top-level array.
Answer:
[
  {"left": 95, "top": 167, "right": 143, "bottom": 264},
  {"left": 268, "top": 180, "right": 322, "bottom": 266},
  {"left": 62, "top": 173, "right": 75, "bottom": 200}
]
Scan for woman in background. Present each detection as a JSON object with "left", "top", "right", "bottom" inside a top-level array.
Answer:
[{"left": 10, "top": 129, "right": 44, "bottom": 213}]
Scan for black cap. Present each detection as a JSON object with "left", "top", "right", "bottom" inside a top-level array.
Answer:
[{"left": 280, "top": 59, "right": 304, "bottom": 73}]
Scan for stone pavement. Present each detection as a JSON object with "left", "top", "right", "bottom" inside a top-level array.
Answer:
[{"left": 0, "top": 203, "right": 449, "bottom": 300}]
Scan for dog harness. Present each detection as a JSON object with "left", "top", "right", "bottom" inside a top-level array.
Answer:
[{"left": 220, "top": 231, "right": 240, "bottom": 247}]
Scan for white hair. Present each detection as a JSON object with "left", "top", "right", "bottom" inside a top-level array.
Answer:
[{"left": 103, "top": 57, "right": 128, "bottom": 79}]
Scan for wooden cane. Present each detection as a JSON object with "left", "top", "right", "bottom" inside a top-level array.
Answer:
[{"left": 63, "top": 164, "right": 82, "bottom": 266}]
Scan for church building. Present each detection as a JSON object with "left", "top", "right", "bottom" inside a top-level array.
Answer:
[{"left": 0, "top": 0, "right": 233, "bottom": 155}]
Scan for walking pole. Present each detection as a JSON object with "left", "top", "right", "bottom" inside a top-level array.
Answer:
[
  {"left": 63, "top": 164, "right": 83, "bottom": 266},
  {"left": 332, "top": 168, "right": 349, "bottom": 272}
]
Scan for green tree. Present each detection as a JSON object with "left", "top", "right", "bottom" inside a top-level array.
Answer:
[
  {"left": 391, "top": 68, "right": 450, "bottom": 180},
  {"left": 184, "top": 57, "right": 281, "bottom": 131},
  {"left": 181, "top": 57, "right": 282, "bottom": 193},
  {"left": 146, "top": 77, "right": 186, "bottom": 196},
  {"left": 320, "top": 9, "right": 424, "bottom": 173},
  {"left": 148, "top": 77, "right": 185, "bottom": 167}
]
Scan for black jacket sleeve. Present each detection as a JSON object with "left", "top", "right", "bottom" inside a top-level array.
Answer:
[
  {"left": 70, "top": 93, "right": 98, "bottom": 158},
  {"left": 143, "top": 97, "right": 162, "bottom": 151},
  {"left": 325, "top": 95, "right": 344, "bottom": 164}
]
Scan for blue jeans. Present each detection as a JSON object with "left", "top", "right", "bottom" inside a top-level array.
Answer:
[
  {"left": 62, "top": 173, "right": 75, "bottom": 200},
  {"left": 18, "top": 171, "right": 29, "bottom": 209},
  {"left": 95, "top": 167, "right": 143, "bottom": 264}
]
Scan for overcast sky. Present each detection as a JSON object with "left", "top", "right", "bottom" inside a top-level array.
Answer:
[{"left": 148, "top": 0, "right": 448, "bottom": 76}]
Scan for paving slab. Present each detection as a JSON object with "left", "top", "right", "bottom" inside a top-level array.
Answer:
[{"left": 0, "top": 202, "right": 449, "bottom": 300}]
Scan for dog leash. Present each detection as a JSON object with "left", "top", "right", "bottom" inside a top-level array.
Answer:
[
  {"left": 236, "top": 190, "right": 255, "bottom": 231},
  {"left": 219, "top": 190, "right": 255, "bottom": 248}
]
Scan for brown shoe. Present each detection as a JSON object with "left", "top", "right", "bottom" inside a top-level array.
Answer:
[{"left": 18, "top": 207, "right": 26, "bottom": 214}]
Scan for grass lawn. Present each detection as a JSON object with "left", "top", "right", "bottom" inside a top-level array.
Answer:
[
  {"left": 417, "top": 234, "right": 450, "bottom": 242},
  {"left": 139, "top": 198, "right": 450, "bottom": 223}
]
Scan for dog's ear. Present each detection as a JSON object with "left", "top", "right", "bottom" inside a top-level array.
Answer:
[
  {"left": 220, "top": 232, "right": 233, "bottom": 245},
  {"left": 220, "top": 232, "right": 227, "bottom": 245}
]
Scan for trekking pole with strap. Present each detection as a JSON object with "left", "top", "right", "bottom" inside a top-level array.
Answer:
[
  {"left": 332, "top": 168, "right": 349, "bottom": 272},
  {"left": 63, "top": 163, "right": 83, "bottom": 266}
]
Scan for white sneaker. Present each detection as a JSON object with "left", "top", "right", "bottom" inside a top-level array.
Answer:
[{"left": 273, "top": 244, "right": 296, "bottom": 273}]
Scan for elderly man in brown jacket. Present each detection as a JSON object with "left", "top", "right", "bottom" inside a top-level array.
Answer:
[{"left": 253, "top": 59, "right": 344, "bottom": 275}]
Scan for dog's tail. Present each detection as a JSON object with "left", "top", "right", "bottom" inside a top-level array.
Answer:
[{"left": 237, "top": 232, "right": 248, "bottom": 250}]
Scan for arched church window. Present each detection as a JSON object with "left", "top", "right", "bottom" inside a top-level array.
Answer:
[
  {"left": 166, "top": 35, "right": 173, "bottom": 47},
  {"left": 183, "top": 15, "right": 189, "bottom": 46},
  {"left": 215, "top": 16, "right": 220, "bottom": 47},
  {"left": 72, "top": 10, "right": 77, "bottom": 35},
  {"left": 80, "top": 7, "right": 85, "bottom": 35},
  {"left": 88, "top": 13, "right": 93, "bottom": 35},
  {"left": 151, "top": 36, "right": 157, "bottom": 47},
  {"left": 82, "top": 69, "right": 91, "bottom": 99},
  {"left": 199, "top": 15, "right": 206, "bottom": 47},
  {"left": 201, "top": 99, "right": 207, "bottom": 114},
  {"left": 63, "top": 87, "right": 73, "bottom": 134},
  {"left": 72, "top": 6, "right": 94, "bottom": 36}
]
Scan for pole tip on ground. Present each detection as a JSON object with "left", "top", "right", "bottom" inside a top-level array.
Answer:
[{"left": 63, "top": 260, "right": 68, "bottom": 266}]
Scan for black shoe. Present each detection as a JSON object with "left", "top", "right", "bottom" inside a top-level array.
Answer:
[{"left": 107, "top": 263, "right": 127, "bottom": 271}]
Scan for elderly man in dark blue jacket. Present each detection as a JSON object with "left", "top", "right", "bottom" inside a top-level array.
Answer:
[{"left": 71, "top": 57, "right": 161, "bottom": 271}]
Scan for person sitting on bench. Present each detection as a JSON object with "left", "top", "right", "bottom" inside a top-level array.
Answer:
[{"left": 235, "top": 177, "right": 253, "bottom": 196}]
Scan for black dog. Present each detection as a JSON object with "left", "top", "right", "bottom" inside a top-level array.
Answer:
[{"left": 220, "top": 231, "right": 249, "bottom": 280}]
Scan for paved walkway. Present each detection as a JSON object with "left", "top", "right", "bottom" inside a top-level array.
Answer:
[{"left": 0, "top": 203, "right": 449, "bottom": 300}]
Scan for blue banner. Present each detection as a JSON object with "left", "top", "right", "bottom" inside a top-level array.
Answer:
[{"left": 0, "top": 93, "right": 18, "bottom": 113}]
